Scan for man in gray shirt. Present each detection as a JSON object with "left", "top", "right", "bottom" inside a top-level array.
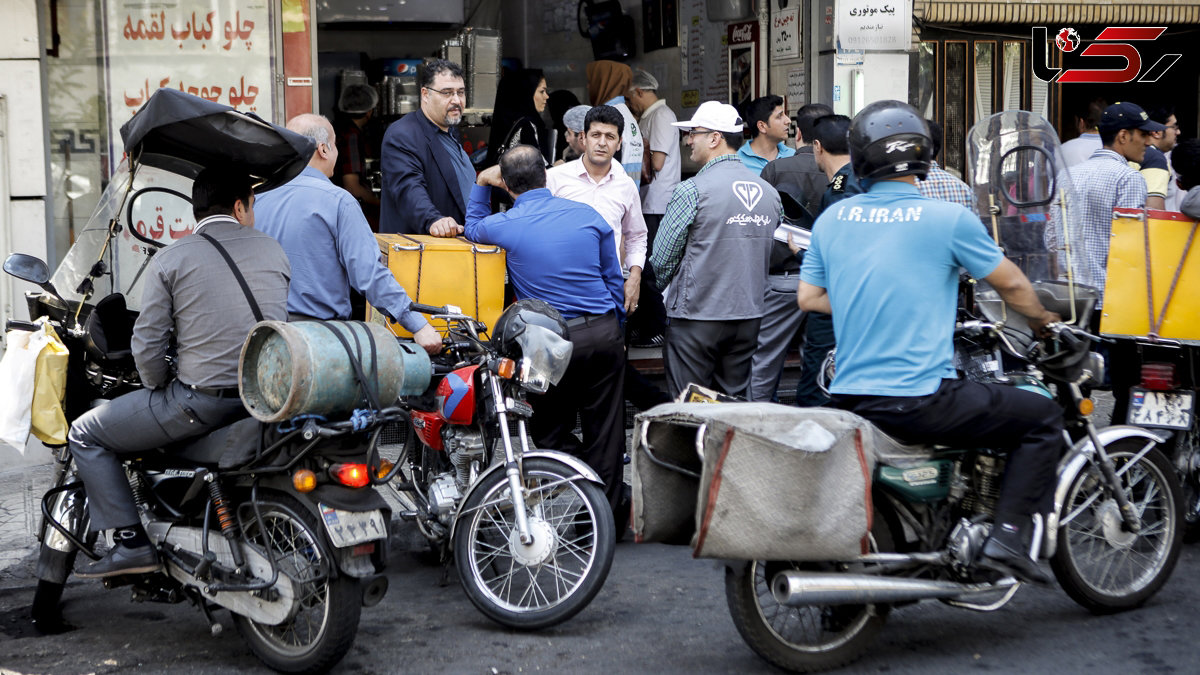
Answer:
[{"left": 71, "top": 168, "right": 291, "bottom": 578}]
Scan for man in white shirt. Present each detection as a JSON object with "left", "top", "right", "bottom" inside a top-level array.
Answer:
[{"left": 627, "top": 69, "right": 678, "bottom": 347}]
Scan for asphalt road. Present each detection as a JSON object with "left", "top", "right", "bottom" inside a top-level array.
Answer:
[{"left": 1, "top": 534, "right": 1198, "bottom": 675}]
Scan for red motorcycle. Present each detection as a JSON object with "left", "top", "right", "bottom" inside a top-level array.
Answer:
[{"left": 381, "top": 299, "right": 616, "bottom": 629}]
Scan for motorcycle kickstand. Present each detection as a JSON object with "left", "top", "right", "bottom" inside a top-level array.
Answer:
[{"left": 198, "top": 599, "right": 223, "bottom": 637}]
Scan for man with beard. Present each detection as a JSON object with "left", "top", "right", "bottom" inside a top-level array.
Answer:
[{"left": 380, "top": 59, "right": 473, "bottom": 236}]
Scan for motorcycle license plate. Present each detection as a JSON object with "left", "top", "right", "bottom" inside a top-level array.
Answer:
[
  {"left": 1127, "top": 388, "right": 1195, "bottom": 430},
  {"left": 318, "top": 504, "right": 387, "bottom": 548}
]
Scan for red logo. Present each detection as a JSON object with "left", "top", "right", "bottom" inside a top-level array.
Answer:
[{"left": 1033, "top": 26, "right": 1181, "bottom": 84}]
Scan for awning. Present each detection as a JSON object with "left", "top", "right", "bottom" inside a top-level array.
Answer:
[{"left": 916, "top": 2, "right": 1200, "bottom": 26}]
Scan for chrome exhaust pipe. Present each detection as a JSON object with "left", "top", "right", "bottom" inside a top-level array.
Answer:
[{"left": 771, "top": 571, "right": 1017, "bottom": 606}]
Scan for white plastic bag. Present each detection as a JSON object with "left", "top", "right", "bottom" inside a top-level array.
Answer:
[{"left": 0, "top": 325, "right": 52, "bottom": 453}]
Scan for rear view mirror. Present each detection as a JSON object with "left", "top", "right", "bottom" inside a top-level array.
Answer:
[{"left": 3, "top": 253, "right": 50, "bottom": 285}]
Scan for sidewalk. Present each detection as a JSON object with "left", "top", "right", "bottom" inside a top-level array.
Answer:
[{"left": 0, "top": 439, "right": 55, "bottom": 583}]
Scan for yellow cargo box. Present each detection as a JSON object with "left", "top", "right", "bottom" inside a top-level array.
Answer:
[
  {"left": 1101, "top": 208, "right": 1200, "bottom": 343},
  {"left": 368, "top": 234, "right": 507, "bottom": 338}
]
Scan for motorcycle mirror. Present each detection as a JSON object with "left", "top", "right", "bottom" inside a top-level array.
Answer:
[{"left": 4, "top": 253, "right": 51, "bottom": 285}]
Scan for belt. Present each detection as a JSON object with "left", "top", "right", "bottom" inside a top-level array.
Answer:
[
  {"left": 185, "top": 383, "right": 241, "bottom": 398},
  {"left": 769, "top": 270, "right": 801, "bottom": 278},
  {"left": 565, "top": 311, "right": 615, "bottom": 328}
]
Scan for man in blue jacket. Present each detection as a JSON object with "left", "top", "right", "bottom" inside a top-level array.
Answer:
[{"left": 380, "top": 59, "right": 474, "bottom": 236}]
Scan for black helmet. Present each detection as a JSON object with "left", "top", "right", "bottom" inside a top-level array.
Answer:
[
  {"left": 491, "top": 298, "right": 569, "bottom": 358},
  {"left": 848, "top": 100, "right": 932, "bottom": 182}
]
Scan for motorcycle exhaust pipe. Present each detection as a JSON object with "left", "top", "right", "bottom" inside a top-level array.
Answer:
[
  {"left": 771, "top": 571, "right": 1017, "bottom": 606},
  {"left": 361, "top": 574, "right": 389, "bottom": 607}
]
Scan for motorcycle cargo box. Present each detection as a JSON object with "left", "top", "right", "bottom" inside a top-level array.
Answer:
[
  {"left": 367, "top": 234, "right": 506, "bottom": 338},
  {"left": 1101, "top": 208, "right": 1200, "bottom": 344},
  {"left": 631, "top": 402, "right": 877, "bottom": 561}
]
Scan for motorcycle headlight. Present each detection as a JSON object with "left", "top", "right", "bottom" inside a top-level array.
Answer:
[{"left": 514, "top": 325, "right": 573, "bottom": 393}]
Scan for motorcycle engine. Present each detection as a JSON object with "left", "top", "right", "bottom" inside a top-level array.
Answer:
[
  {"left": 444, "top": 427, "right": 488, "bottom": 489},
  {"left": 960, "top": 452, "right": 1006, "bottom": 517},
  {"left": 427, "top": 473, "right": 462, "bottom": 525},
  {"left": 947, "top": 517, "right": 991, "bottom": 572}
]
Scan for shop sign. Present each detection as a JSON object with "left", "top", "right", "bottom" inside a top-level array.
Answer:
[
  {"left": 835, "top": 0, "right": 910, "bottom": 51},
  {"left": 103, "top": 0, "right": 274, "bottom": 171}
]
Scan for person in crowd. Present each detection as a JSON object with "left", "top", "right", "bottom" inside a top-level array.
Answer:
[
  {"left": 255, "top": 114, "right": 441, "bottom": 354},
  {"left": 547, "top": 89, "right": 581, "bottom": 162},
  {"left": 1172, "top": 138, "right": 1200, "bottom": 216},
  {"left": 558, "top": 104, "right": 591, "bottom": 165},
  {"left": 651, "top": 101, "right": 778, "bottom": 399},
  {"left": 464, "top": 145, "right": 629, "bottom": 526},
  {"left": 332, "top": 83, "right": 381, "bottom": 230},
  {"left": 485, "top": 68, "right": 551, "bottom": 167},
  {"left": 749, "top": 103, "right": 831, "bottom": 402},
  {"left": 918, "top": 119, "right": 977, "bottom": 212},
  {"left": 546, "top": 105, "right": 667, "bottom": 412},
  {"left": 380, "top": 59, "right": 472, "bottom": 236},
  {"left": 799, "top": 100, "right": 1063, "bottom": 584},
  {"left": 1149, "top": 106, "right": 1183, "bottom": 210},
  {"left": 738, "top": 95, "right": 794, "bottom": 174},
  {"left": 1061, "top": 96, "right": 1106, "bottom": 167},
  {"left": 625, "top": 69, "right": 677, "bottom": 349},
  {"left": 1138, "top": 105, "right": 1178, "bottom": 211},
  {"left": 586, "top": 60, "right": 644, "bottom": 187},
  {"left": 71, "top": 168, "right": 291, "bottom": 578}
]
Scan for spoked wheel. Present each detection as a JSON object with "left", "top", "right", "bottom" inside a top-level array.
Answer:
[
  {"left": 233, "top": 493, "right": 361, "bottom": 674},
  {"left": 453, "top": 457, "right": 615, "bottom": 630},
  {"left": 1051, "top": 439, "right": 1184, "bottom": 614},
  {"left": 724, "top": 511, "right": 894, "bottom": 673},
  {"left": 1172, "top": 423, "right": 1200, "bottom": 542}
]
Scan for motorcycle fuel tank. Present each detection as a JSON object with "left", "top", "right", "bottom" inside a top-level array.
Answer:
[
  {"left": 436, "top": 365, "right": 479, "bottom": 425},
  {"left": 876, "top": 459, "right": 954, "bottom": 503}
]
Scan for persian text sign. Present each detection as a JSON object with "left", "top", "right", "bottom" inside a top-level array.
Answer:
[
  {"left": 104, "top": 0, "right": 273, "bottom": 169},
  {"left": 835, "top": 0, "right": 910, "bottom": 51}
]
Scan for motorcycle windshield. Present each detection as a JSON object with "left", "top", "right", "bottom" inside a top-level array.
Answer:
[
  {"left": 965, "top": 111, "right": 1098, "bottom": 330},
  {"left": 51, "top": 159, "right": 197, "bottom": 313}
]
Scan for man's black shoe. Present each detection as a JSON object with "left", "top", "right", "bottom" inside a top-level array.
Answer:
[
  {"left": 77, "top": 543, "right": 161, "bottom": 579},
  {"left": 977, "top": 536, "right": 1051, "bottom": 585}
]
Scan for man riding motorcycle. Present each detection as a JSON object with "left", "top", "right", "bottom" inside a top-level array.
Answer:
[
  {"left": 796, "top": 100, "right": 1064, "bottom": 583},
  {"left": 71, "top": 168, "right": 291, "bottom": 578}
]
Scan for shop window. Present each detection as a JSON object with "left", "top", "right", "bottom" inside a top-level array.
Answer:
[
  {"left": 973, "top": 42, "right": 995, "bottom": 124},
  {"left": 944, "top": 41, "right": 967, "bottom": 174}
]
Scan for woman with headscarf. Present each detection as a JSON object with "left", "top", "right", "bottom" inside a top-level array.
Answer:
[
  {"left": 547, "top": 89, "right": 581, "bottom": 162},
  {"left": 585, "top": 60, "right": 644, "bottom": 187},
  {"left": 485, "top": 68, "right": 550, "bottom": 168}
]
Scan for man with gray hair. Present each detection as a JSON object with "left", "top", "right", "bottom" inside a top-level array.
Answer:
[
  {"left": 255, "top": 113, "right": 442, "bottom": 354},
  {"left": 558, "top": 104, "right": 591, "bottom": 165}
]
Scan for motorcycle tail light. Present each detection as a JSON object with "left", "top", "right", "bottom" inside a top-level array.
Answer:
[
  {"left": 330, "top": 462, "right": 370, "bottom": 488},
  {"left": 1140, "top": 362, "right": 1178, "bottom": 391},
  {"left": 293, "top": 469, "right": 317, "bottom": 492},
  {"left": 495, "top": 358, "right": 516, "bottom": 379},
  {"left": 352, "top": 543, "right": 376, "bottom": 556},
  {"left": 376, "top": 459, "right": 394, "bottom": 479}
]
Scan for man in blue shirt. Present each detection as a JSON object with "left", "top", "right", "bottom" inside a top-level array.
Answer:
[
  {"left": 798, "top": 101, "right": 1062, "bottom": 584},
  {"left": 737, "top": 95, "right": 795, "bottom": 174},
  {"left": 465, "top": 144, "right": 629, "bottom": 520},
  {"left": 255, "top": 114, "right": 441, "bottom": 354}
]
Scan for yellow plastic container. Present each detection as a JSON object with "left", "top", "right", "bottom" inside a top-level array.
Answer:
[
  {"left": 367, "top": 234, "right": 507, "bottom": 338},
  {"left": 1101, "top": 208, "right": 1200, "bottom": 343}
]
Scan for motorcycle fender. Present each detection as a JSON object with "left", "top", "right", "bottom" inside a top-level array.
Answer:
[
  {"left": 448, "top": 450, "right": 604, "bottom": 543},
  {"left": 1049, "top": 425, "right": 1169, "bottom": 555}
]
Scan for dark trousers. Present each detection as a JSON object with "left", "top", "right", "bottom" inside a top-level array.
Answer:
[
  {"left": 836, "top": 378, "right": 1064, "bottom": 518},
  {"left": 69, "top": 379, "right": 248, "bottom": 531},
  {"left": 795, "top": 312, "right": 836, "bottom": 407},
  {"left": 529, "top": 314, "right": 627, "bottom": 509},
  {"left": 664, "top": 317, "right": 761, "bottom": 400},
  {"left": 627, "top": 213, "right": 667, "bottom": 341}
]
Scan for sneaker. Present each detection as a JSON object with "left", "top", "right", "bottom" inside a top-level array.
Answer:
[
  {"left": 76, "top": 543, "right": 161, "bottom": 579},
  {"left": 631, "top": 334, "right": 666, "bottom": 349}
]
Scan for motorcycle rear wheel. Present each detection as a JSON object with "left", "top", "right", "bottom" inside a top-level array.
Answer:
[
  {"left": 1173, "top": 423, "right": 1200, "bottom": 542},
  {"left": 1051, "top": 440, "right": 1183, "bottom": 614},
  {"left": 233, "top": 493, "right": 362, "bottom": 674},
  {"left": 724, "top": 512, "right": 894, "bottom": 673},
  {"left": 453, "top": 457, "right": 615, "bottom": 630}
]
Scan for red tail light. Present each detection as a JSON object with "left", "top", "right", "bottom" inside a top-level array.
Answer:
[
  {"left": 329, "top": 462, "right": 370, "bottom": 488},
  {"left": 1140, "top": 363, "right": 1178, "bottom": 391}
]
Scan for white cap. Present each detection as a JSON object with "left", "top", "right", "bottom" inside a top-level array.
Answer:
[{"left": 672, "top": 101, "right": 744, "bottom": 134}]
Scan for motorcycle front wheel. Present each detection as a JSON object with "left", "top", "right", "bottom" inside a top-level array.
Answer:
[
  {"left": 453, "top": 457, "right": 615, "bottom": 630},
  {"left": 31, "top": 463, "right": 91, "bottom": 633},
  {"left": 724, "top": 510, "right": 894, "bottom": 673},
  {"left": 233, "top": 493, "right": 362, "bottom": 674},
  {"left": 1051, "top": 439, "right": 1184, "bottom": 614}
]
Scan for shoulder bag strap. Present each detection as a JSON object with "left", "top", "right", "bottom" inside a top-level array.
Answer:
[{"left": 198, "top": 232, "right": 264, "bottom": 322}]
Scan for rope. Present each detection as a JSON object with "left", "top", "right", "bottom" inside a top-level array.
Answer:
[{"left": 1141, "top": 210, "right": 1157, "bottom": 337}]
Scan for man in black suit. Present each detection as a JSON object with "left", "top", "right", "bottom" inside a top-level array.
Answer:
[{"left": 380, "top": 59, "right": 474, "bottom": 235}]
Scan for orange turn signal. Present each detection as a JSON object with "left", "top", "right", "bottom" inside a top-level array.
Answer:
[
  {"left": 495, "top": 358, "right": 517, "bottom": 379},
  {"left": 330, "top": 462, "right": 371, "bottom": 488},
  {"left": 293, "top": 468, "right": 317, "bottom": 492},
  {"left": 376, "top": 459, "right": 395, "bottom": 479},
  {"left": 1079, "top": 398, "right": 1094, "bottom": 416}
]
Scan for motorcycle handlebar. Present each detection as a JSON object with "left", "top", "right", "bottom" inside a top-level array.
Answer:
[
  {"left": 5, "top": 319, "right": 38, "bottom": 332},
  {"left": 410, "top": 302, "right": 445, "bottom": 315}
]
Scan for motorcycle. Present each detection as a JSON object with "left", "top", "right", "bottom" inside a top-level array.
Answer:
[
  {"left": 380, "top": 300, "right": 616, "bottom": 630},
  {"left": 716, "top": 111, "right": 1184, "bottom": 671},
  {"left": 5, "top": 89, "right": 392, "bottom": 674}
]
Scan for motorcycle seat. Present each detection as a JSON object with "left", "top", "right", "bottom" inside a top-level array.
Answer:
[
  {"left": 872, "top": 429, "right": 939, "bottom": 468},
  {"left": 153, "top": 417, "right": 265, "bottom": 468}
]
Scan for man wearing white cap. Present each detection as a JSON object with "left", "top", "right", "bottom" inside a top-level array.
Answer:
[
  {"left": 558, "top": 104, "right": 591, "bottom": 165},
  {"left": 650, "top": 101, "right": 780, "bottom": 398}
]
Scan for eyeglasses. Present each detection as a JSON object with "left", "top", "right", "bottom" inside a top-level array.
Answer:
[
  {"left": 427, "top": 87, "right": 467, "bottom": 100},
  {"left": 686, "top": 128, "right": 717, "bottom": 137}
]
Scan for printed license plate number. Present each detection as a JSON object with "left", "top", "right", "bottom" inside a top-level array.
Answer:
[
  {"left": 1127, "top": 388, "right": 1195, "bottom": 430},
  {"left": 318, "top": 504, "right": 387, "bottom": 548}
]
